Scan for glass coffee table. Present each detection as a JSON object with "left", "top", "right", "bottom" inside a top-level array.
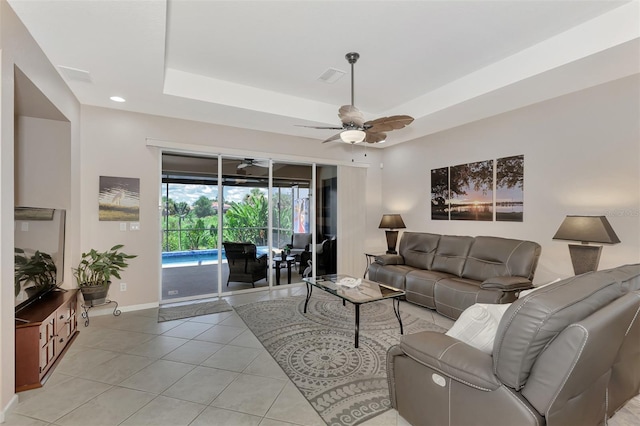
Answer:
[{"left": 302, "top": 274, "right": 405, "bottom": 348}]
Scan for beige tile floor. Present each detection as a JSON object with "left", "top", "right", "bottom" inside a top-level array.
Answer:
[{"left": 5, "top": 284, "right": 639, "bottom": 426}]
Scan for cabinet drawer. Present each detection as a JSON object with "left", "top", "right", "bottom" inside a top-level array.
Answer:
[{"left": 56, "top": 313, "right": 71, "bottom": 336}]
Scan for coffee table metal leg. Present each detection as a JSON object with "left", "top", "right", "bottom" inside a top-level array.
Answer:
[
  {"left": 275, "top": 260, "right": 281, "bottom": 285},
  {"left": 393, "top": 298, "right": 403, "bottom": 335},
  {"left": 287, "top": 261, "right": 292, "bottom": 284},
  {"left": 304, "top": 282, "right": 312, "bottom": 313},
  {"left": 355, "top": 304, "right": 360, "bottom": 348}
]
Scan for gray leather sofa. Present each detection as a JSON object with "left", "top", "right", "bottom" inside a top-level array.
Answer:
[
  {"left": 368, "top": 232, "right": 541, "bottom": 319},
  {"left": 387, "top": 264, "right": 640, "bottom": 426}
]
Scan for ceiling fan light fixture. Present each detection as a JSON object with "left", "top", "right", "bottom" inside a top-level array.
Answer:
[{"left": 340, "top": 129, "right": 366, "bottom": 144}]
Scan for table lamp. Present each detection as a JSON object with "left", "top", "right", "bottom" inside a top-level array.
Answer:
[
  {"left": 379, "top": 214, "right": 406, "bottom": 254},
  {"left": 552, "top": 215, "right": 620, "bottom": 275}
]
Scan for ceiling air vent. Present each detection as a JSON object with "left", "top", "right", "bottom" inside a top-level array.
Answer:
[
  {"left": 58, "top": 66, "right": 92, "bottom": 82},
  {"left": 317, "top": 68, "right": 345, "bottom": 84}
]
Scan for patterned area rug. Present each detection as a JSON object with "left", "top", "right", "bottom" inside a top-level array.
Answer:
[
  {"left": 235, "top": 293, "right": 447, "bottom": 426},
  {"left": 158, "top": 299, "right": 233, "bottom": 322}
]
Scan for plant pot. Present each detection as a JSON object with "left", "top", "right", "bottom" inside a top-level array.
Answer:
[{"left": 80, "top": 282, "right": 111, "bottom": 306}]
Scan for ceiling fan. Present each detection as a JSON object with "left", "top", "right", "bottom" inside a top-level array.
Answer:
[
  {"left": 300, "top": 52, "right": 414, "bottom": 144},
  {"left": 237, "top": 158, "right": 269, "bottom": 170}
]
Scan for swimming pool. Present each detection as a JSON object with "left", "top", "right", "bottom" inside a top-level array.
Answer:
[{"left": 162, "top": 247, "right": 269, "bottom": 267}]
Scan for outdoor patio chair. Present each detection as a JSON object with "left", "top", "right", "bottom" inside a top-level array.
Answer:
[
  {"left": 288, "top": 232, "right": 312, "bottom": 272},
  {"left": 223, "top": 242, "right": 268, "bottom": 287}
]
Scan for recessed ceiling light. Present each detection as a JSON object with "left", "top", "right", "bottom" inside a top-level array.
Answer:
[{"left": 110, "top": 96, "right": 126, "bottom": 102}]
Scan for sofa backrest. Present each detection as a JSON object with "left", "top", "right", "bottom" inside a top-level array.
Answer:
[
  {"left": 493, "top": 265, "right": 640, "bottom": 391},
  {"left": 398, "top": 232, "right": 440, "bottom": 269},
  {"left": 461, "top": 236, "right": 541, "bottom": 282},
  {"left": 521, "top": 290, "right": 640, "bottom": 425},
  {"left": 430, "top": 235, "right": 474, "bottom": 276}
]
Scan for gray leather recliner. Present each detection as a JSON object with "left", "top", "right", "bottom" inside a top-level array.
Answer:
[{"left": 387, "top": 264, "right": 640, "bottom": 426}]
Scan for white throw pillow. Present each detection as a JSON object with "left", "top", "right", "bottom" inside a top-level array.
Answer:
[
  {"left": 445, "top": 303, "right": 511, "bottom": 354},
  {"left": 519, "top": 278, "right": 561, "bottom": 297}
]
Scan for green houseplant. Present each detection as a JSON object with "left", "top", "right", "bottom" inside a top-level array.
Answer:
[
  {"left": 14, "top": 248, "right": 57, "bottom": 297},
  {"left": 73, "top": 244, "right": 136, "bottom": 306}
]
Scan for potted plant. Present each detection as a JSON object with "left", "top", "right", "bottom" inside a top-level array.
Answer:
[
  {"left": 14, "top": 248, "right": 57, "bottom": 297},
  {"left": 73, "top": 244, "right": 136, "bottom": 306}
]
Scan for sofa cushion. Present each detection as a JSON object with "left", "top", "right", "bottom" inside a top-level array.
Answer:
[
  {"left": 398, "top": 232, "right": 441, "bottom": 269},
  {"left": 368, "top": 263, "right": 414, "bottom": 290},
  {"left": 433, "top": 277, "right": 484, "bottom": 319},
  {"left": 430, "top": 235, "right": 474, "bottom": 276},
  {"left": 446, "top": 303, "right": 511, "bottom": 354},
  {"left": 461, "top": 236, "right": 541, "bottom": 282},
  {"left": 405, "top": 269, "right": 453, "bottom": 309},
  {"left": 493, "top": 267, "right": 633, "bottom": 390}
]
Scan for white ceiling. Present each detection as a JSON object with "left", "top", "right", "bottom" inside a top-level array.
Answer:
[{"left": 8, "top": 0, "right": 640, "bottom": 147}]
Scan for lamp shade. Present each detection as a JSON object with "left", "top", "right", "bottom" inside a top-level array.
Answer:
[
  {"left": 340, "top": 129, "right": 366, "bottom": 143},
  {"left": 379, "top": 214, "right": 406, "bottom": 229},
  {"left": 552, "top": 215, "right": 620, "bottom": 244}
]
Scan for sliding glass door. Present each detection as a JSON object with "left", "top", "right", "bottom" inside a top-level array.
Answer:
[
  {"left": 161, "top": 154, "right": 220, "bottom": 301},
  {"left": 219, "top": 156, "right": 270, "bottom": 291},
  {"left": 160, "top": 153, "right": 337, "bottom": 303}
]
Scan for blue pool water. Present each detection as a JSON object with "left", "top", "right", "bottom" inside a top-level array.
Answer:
[{"left": 162, "top": 247, "right": 269, "bottom": 266}]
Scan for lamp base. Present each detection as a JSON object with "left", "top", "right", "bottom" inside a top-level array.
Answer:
[
  {"left": 385, "top": 230, "right": 399, "bottom": 255},
  {"left": 568, "top": 244, "right": 602, "bottom": 275}
]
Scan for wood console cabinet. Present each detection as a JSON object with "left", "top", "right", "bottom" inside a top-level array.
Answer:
[{"left": 15, "top": 289, "right": 79, "bottom": 392}]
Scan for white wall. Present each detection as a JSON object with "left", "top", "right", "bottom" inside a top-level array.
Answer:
[
  {"left": 380, "top": 75, "right": 640, "bottom": 284},
  {"left": 15, "top": 117, "right": 71, "bottom": 209},
  {"left": 0, "top": 0, "right": 80, "bottom": 419},
  {"left": 79, "top": 106, "right": 383, "bottom": 307}
]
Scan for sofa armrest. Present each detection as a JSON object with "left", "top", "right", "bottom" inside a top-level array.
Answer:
[
  {"left": 398, "top": 331, "right": 501, "bottom": 391},
  {"left": 480, "top": 276, "right": 533, "bottom": 291},
  {"left": 374, "top": 254, "right": 404, "bottom": 265}
]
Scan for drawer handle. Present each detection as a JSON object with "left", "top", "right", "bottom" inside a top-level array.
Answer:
[
  {"left": 59, "top": 338, "right": 64, "bottom": 343},
  {"left": 60, "top": 315, "right": 65, "bottom": 320}
]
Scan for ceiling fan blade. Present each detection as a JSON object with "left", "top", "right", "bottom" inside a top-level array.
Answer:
[
  {"left": 364, "top": 131, "right": 387, "bottom": 144},
  {"left": 364, "top": 115, "right": 414, "bottom": 133},
  {"left": 237, "top": 163, "right": 248, "bottom": 169},
  {"left": 338, "top": 105, "right": 364, "bottom": 127},
  {"left": 321, "top": 133, "right": 343, "bottom": 144},
  {"left": 295, "top": 124, "right": 344, "bottom": 130}
]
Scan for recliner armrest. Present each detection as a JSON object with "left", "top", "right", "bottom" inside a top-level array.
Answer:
[
  {"left": 375, "top": 254, "right": 404, "bottom": 265},
  {"left": 397, "top": 331, "right": 501, "bottom": 391},
  {"left": 481, "top": 276, "right": 533, "bottom": 291}
]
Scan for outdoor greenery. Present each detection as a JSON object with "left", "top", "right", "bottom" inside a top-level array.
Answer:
[{"left": 162, "top": 187, "right": 295, "bottom": 252}]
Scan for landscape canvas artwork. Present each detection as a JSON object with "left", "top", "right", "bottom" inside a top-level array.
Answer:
[
  {"left": 449, "top": 160, "right": 494, "bottom": 221},
  {"left": 430, "top": 167, "right": 449, "bottom": 220},
  {"left": 430, "top": 155, "right": 524, "bottom": 222},
  {"left": 98, "top": 176, "right": 140, "bottom": 221},
  {"left": 496, "top": 155, "right": 524, "bottom": 222}
]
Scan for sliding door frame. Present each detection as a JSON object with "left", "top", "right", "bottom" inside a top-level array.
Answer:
[{"left": 152, "top": 139, "right": 368, "bottom": 302}]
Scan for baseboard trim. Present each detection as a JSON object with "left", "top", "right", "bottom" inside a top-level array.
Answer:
[{"left": 0, "top": 394, "right": 19, "bottom": 422}]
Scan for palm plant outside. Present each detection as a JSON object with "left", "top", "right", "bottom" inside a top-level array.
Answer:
[{"left": 162, "top": 189, "right": 294, "bottom": 252}]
